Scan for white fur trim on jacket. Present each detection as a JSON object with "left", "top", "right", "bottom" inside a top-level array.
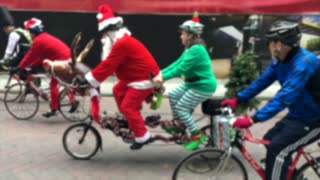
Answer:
[
  {"left": 135, "top": 131, "right": 151, "bottom": 143},
  {"left": 98, "top": 17, "right": 123, "bottom": 31},
  {"left": 85, "top": 72, "right": 100, "bottom": 88},
  {"left": 128, "top": 80, "right": 154, "bottom": 89}
]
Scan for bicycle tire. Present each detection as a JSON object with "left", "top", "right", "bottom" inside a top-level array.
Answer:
[
  {"left": 62, "top": 123, "right": 101, "bottom": 160},
  {"left": 293, "top": 156, "right": 320, "bottom": 180},
  {"left": 58, "top": 88, "right": 90, "bottom": 122},
  {"left": 172, "top": 148, "right": 248, "bottom": 180},
  {"left": 4, "top": 83, "right": 39, "bottom": 120}
]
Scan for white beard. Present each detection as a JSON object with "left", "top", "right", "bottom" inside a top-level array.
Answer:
[
  {"left": 101, "top": 36, "right": 112, "bottom": 61},
  {"left": 100, "top": 28, "right": 131, "bottom": 61}
]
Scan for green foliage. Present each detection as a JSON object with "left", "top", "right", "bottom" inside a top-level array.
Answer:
[
  {"left": 225, "top": 51, "right": 261, "bottom": 115},
  {"left": 306, "top": 37, "right": 320, "bottom": 52}
]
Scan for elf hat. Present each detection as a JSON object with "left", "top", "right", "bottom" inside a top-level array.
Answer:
[
  {"left": 97, "top": 4, "right": 123, "bottom": 31},
  {"left": 179, "top": 11, "right": 204, "bottom": 35}
]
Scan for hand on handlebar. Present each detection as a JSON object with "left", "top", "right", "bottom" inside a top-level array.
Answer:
[
  {"left": 221, "top": 98, "right": 238, "bottom": 110},
  {"left": 75, "top": 74, "right": 90, "bottom": 88},
  {"left": 152, "top": 72, "right": 164, "bottom": 84},
  {"left": 231, "top": 114, "right": 253, "bottom": 129}
]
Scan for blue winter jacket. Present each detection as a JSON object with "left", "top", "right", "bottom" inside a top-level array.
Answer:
[{"left": 237, "top": 47, "right": 320, "bottom": 123}]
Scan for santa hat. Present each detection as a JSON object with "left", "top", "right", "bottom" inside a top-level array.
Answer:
[
  {"left": 96, "top": 4, "right": 123, "bottom": 31},
  {"left": 24, "top": 18, "right": 41, "bottom": 29}
]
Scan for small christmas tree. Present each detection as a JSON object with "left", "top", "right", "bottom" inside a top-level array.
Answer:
[{"left": 225, "top": 51, "right": 261, "bottom": 115}]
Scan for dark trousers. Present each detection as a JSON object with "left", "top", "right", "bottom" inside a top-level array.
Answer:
[{"left": 263, "top": 118, "right": 320, "bottom": 180}]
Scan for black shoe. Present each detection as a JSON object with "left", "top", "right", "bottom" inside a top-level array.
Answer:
[
  {"left": 69, "top": 100, "right": 80, "bottom": 113},
  {"left": 42, "top": 110, "right": 58, "bottom": 118},
  {"left": 130, "top": 137, "right": 153, "bottom": 150}
]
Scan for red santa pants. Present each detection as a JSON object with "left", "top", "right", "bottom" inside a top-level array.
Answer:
[
  {"left": 50, "top": 77, "right": 75, "bottom": 110},
  {"left": 113, "top": 81, "right": 153, "bottom": 141}
]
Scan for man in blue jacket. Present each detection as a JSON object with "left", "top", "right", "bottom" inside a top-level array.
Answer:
[{"left": 222, "top": 21, "right": 320, "bottom": 180}]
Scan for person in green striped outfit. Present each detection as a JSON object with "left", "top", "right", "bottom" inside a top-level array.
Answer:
[{"left": 153, "top": 12, "right": 217, "bottom": 151}]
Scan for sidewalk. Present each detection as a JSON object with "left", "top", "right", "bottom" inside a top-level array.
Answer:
[{"left": 0, "top": 74, "right": 280, "bottom": 99}]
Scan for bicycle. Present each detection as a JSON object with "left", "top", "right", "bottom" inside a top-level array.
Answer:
[
  {"left": 61, "top": 99, "right": 223, "bottom": 160},
  {"left": 3, "top": 68, "right": 90, "bottom": 122},
  {"left": 172, "top": 106, "right": 320, "bottom": 180}
]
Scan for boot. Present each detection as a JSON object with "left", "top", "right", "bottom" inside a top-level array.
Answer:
[
  {"left": 42, "top": 109, "right": 58, "bottom": 118},
  {"left": 184, "top": 132, "right": 207, "bottom": 151}
]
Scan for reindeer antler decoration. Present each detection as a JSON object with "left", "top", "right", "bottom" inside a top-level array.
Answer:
[
  {"left": 69, "top": 32, "right": 94, "bottom": 74},
  {"left": 76, "top": 39, "right": 95, "bottom": 62}
]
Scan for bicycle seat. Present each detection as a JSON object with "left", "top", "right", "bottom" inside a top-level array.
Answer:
[{"left": 201, "top": 99, "right": 224, "bottom": 116}]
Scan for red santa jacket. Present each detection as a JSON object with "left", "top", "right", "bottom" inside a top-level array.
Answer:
[
  {"left": 85, "top": 33, "right": 160, "bottom": 89},
  {"left": 19, "top": 32, "right": 70, "bottom": 69}
]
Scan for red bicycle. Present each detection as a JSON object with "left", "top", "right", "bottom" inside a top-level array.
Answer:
[
  {"left": 3, "top": 68, "right": 89, "bottom": 121},
  {"left": 172, "top": 107, "right": 320, "bottom": 180}
]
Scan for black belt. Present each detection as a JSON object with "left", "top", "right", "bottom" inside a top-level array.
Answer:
[{"left": 185, "top": 76, "right": 200, "bottom": 82}]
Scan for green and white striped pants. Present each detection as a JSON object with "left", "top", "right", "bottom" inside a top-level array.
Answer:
[{"left": 168, "top": 84, "right": 212, "bottom": 134}]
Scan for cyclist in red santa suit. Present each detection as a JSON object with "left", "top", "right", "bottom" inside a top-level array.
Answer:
[
  {"left": 83, "top": 4, "right": 160, "bottom": 150},
  {"left": 18, "top": 17, "right": 77, "bottom": 118}
]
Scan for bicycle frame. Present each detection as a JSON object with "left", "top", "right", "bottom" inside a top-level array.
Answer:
[
  {"left": 232, "top": 128, "right": 316, "bottom": 180},
  {"left": 25, "top": 73, "right": 49, "bottom": 101}
]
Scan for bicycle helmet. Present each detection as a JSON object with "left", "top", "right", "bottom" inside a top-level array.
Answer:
[
  {"left": 179, "top": 11, "right": 204, "bottom": 36},
  {"left": 266, "top": 20, "right": 301, "bottom": 47},
  {"left": 24, "top": 18, "right": 44, "bottom": 34}
]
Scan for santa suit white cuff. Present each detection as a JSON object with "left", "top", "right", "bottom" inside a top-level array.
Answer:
[
  {"left": 85, "top": 72, "right": 100, "bottom": 88},
  {"left": 89, "top": 88, "right": 100, "bottom": 97},
  {"left": 128, "top": 80, "right": 154, "bottom": 89},
  {"left": 135, "top": 131, "right": 151, "bottom": 143}
]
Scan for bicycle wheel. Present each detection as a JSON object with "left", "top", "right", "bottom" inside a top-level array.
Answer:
[
  {"left": 172, "top": 148, "right": 248, "bottom": 180},
  {"left": 62, "top": 123, "right": 101, "bottom": 160},
  {"left": 4, "top": 83, "right": 39, "bottom": 120},
  {"left": 58, "top": 88, "right": 90, "bottom": 122},
  {"left": 293, "top": 156, "right": 320, "bottom": 180}
]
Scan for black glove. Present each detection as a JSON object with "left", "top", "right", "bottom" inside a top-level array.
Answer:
[
  {"left": 75, "top": 74, "right": 89, "bottom": 88},
  {"left": 8, "top": 66, "right": 20, "bottom": 75}
]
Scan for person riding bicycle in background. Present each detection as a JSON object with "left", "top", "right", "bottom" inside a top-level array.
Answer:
[
  {"left": 221, "top": 20, "right": 320, "bottom": 180},
  {"left": 153, "top": 12, "right": 217, "bottom": 151},
  {"left": 79, "top": 4, "right": 160, "bottom": 150},
  {"left": 14, "top": 17, "right": 78, "bottom": 118},
  {"left": 0, "top": 6, "right": 31, "bottom": 72}
]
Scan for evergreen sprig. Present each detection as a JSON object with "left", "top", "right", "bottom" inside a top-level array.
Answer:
[{"left": 225, "top": 51, "right": 261, "bottom": 115}]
